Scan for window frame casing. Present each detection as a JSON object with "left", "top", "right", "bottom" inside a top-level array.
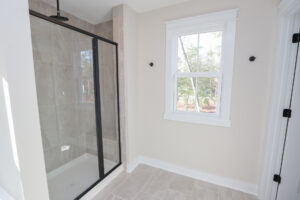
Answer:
[{"left": 164, "top": 9, "right": 238, "bottom": 127}]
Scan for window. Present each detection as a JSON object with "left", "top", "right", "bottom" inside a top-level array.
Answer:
[
  {"left": 164, "top": 9, "right": 237, "bottom": 127},
  {"left": 80, "top": 50, "right": 94, "bottom": 104}
]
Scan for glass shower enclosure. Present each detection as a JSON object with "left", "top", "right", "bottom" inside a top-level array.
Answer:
[{"left": 29, "top": 10, "right": 121, "bottom": 200}]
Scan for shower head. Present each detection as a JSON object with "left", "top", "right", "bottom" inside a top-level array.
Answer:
[
  {"left": 50, "top": 13, "right": 69, "bottom": 21},
  {"left": 50, "top": 0, "right": 69, "bottom": 22}
]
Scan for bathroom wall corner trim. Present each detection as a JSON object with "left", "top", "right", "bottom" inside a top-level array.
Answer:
[
  {"left": 127, "top": 156, "right": 258, "bottom": 196},
  {"left": 80, "top": 164, "right": 124, "bottom": 200},
  {"left": 126, "top": 156, "right": 142, "bottom": 173}
]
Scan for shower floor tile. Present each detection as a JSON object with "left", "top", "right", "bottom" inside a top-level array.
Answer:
[{"left": 47, "top": 153, "right": 116, "bottom": 200}]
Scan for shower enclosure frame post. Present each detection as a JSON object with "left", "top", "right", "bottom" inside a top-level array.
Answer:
[
  {"left": 92, "top": 38, "right": 105, "bottom": 179},
  {"left": 29, "top": 9, "right": 122, "bottom": 200}
]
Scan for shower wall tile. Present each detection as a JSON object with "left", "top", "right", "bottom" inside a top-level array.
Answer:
[
  {"left": 52, "top": 47, "right": 73, "bottom": 66},
  {"left": 31, "top": 33, "right": 54, "bottom": 64},
  {"left": 101, "top": 115, "right": 118, "bottom": 140},
  {"left": 30, "top": 18, "right": 54, "bottom": 65},
  {"left": 59, "top": 128, "right": 81, "bottom": 147},
  {"left": 32, "top": 48, "right": 54, "bottom": 66},
  {"left": 61, "top": 146, "right": 85, "bottom": 164},
  {"left": 54, "top": 65, "right": 79, "bottom": 105},
  {"left": 34, "top": 62, "right": 56, "bottom": 106},
  {"left": 78, "top": 105, "right": 96, "bottom": 135},
  {"left": 44, "top": 147, "right": 63, "bottom": 172},
  {"left": 56, "top": 105, "right": 80, "bottom": 130},
  {"left": 29, "top": 0, "right": 54, "bottom": 17},
  {"left": 38, "top": 105, "right": 57, "bottom": 130},
  {"left": 61, "top": 145, "right": 86, "bottom": 164},
  {"left": 52, "top": 29, "right": 73, "bottom": 65},
  {"left": 95, "top": 21, "right": 113, "bottom": 40},
  {"left": 103, "top": 138, "right": 119, "bottom": 162},
  {"left": 86, "top": 134, "right": 98, "bottom": 156},
  {"left": 41, "top": 129, "right": 60, "bottom": 151},
  {"left": 78, "top": 133, "right": 87, "bottom": 149}
]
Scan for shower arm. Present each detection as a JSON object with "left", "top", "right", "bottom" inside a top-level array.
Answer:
[
  {"left": 49, "top": 0, "right": 69, "bottom": 21},
  {"left": 56, "top": 0, "right": 61, "bottom": 16}
]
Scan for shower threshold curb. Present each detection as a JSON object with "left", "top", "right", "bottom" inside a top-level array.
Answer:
[{"left": 80, "top": 164, "right": 124, "bottom": 200}]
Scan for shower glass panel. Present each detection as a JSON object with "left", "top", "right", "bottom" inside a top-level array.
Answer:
[
  {"left": 98, "top": 41, "right": 120, "bottom": 173},
  {"left": 30, "top": 11, "right": 120, "bottom": 200}
]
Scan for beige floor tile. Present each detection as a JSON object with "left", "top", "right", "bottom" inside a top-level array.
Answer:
[
  {"left": 134, "top": 192, "right": 161, "bottom": 200},
  {"left": 103, "top": 194, "right": 124, "bottom": 200},
  {"left": 112, "top": 165, "right": 155, "bottom": 199},
  {"left": 190, "top": 187, "right": 219, "bottom": 200},
  {"left": 164, "top": 189, "right": 189, "bottom": 200},
  {"left": 93, "top": 165, "right": 258, "bottom": 200}
]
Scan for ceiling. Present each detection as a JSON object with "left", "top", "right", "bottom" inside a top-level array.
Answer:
[{"left": 43, "top": 0, "right": 191, "bottom": 24}]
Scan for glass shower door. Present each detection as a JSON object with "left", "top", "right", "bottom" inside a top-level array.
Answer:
[{"left": 31, "top": 16, "right": 100, "bottom": 200}]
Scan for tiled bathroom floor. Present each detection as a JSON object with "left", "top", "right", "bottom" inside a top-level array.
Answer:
[{"left": 93, "top": 165, "right": 258, "bottom": 200}]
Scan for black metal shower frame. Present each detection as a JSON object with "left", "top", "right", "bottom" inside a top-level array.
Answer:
[{"left": 29, "top": 10, "right": 122, "bottom": 200}]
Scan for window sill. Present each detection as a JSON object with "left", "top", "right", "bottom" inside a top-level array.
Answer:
[{"left": 164, "top": 112, "right": 231, "bottom": 127}]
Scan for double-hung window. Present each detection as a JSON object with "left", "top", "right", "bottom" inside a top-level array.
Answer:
[{"left": 164, "top": 9, "right": 237, "bottom": 127}]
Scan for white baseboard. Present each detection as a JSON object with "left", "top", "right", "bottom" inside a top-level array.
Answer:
[
  {"left": 81, "top": 164, "right": 124, "bottom": 200},
  {"left": 126, "top": 157, "right": 142, "bottom": 173},
  {"left": 127, "top": 156, "right": 258, "bottom": 196}
]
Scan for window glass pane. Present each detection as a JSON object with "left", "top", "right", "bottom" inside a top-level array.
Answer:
[
  {"left": 198, "top": 32, "right": 222, "bottom": 72},
  {"left": 197, "top": 77, "right": 218, "bottom": 113},
  {"left": 176, "top": 77, "right": 218, "bottom": 113},
  {"left": 176, "top": 77, "right": 196, "bottom": 111},
  {"left": 178, "top": 34, "right": 198, "bottom": 72},
  {"left": 177, "top": 32, "right": 222, "bottom": 73}
]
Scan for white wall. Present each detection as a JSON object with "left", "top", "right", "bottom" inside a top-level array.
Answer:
[
  {"left": 134, "top": 0, "right": 278, "bottom": 187},
  {"left": 0, "top": 65, "right": 23, "bottom": 200},
  {"left": 0, "top": 0, "right": 49, "bottom": 199}
]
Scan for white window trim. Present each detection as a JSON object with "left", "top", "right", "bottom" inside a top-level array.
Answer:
[{"left": 164, "top": 9, "right": 238, "bottom": 127}]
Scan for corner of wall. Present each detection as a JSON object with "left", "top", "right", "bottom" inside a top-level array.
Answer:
[{"left": 112, "top": 4, "right": 140, "bottom": 169}]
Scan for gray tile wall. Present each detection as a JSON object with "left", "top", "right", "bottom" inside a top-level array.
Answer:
[{"left": 31, "top": 16, "right": 95, "bottom": 172}]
